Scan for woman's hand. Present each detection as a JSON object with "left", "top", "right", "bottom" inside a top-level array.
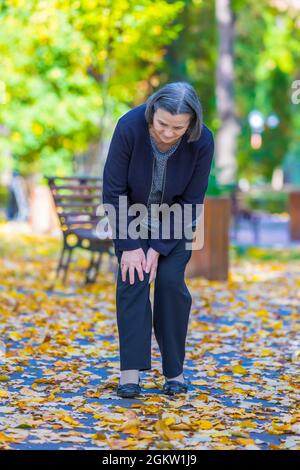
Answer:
[
  {"left": 145, "top": 248, "right": 160, "bottom": 284},
  {"left": 120, "top": 248, "right": 147, "bottom": 285}
]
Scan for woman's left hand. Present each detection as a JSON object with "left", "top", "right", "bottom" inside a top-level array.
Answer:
[{"left": 145, "top": 248, "right": 160, "bottom": 284}]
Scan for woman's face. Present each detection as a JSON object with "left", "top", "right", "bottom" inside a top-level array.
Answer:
[{"left": 151, "top": 108, "right": 191, "bottom": 144}]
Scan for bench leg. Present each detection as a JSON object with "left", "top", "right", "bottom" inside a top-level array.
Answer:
[
  {"left": 62, "top": 248, "right": 73, "bottom": 284},
  {"left": 56, "top": 245, "right": 73, "bottom": 284},
  {"left": 85, "top": 252, "right": 103, "bottom": 284},
  {"left": 56, "top": 245, "right": 65, "bottom": 278}
]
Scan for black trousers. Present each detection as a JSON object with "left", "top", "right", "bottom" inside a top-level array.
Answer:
[{"left": 114, "top": 236, "right": 192, "bottom": 378}]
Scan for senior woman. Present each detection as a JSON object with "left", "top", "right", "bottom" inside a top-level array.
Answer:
[{"left": 102, "top": 82, "right": 214, "bottom": 398}]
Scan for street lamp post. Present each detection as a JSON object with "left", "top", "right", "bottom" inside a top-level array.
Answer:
[{"left": 248, "top": 110, "right": 280, "bottom": 149}]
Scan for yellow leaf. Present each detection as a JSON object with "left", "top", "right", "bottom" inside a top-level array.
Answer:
[
  {"left": 207, "top": 371, "right": 216, "bottom": 377},
  {"left": 0, "top": 375, "right": 9, "bottom": 382},
  {"left": 195, "top": 393, "right": 209, "bottom": 402},
  {"left": 38, "top": 343, "right": 50, "bottom": 353},
  {"left": 218, "top": 375, "right": 232, "bottom": 383},
  {"left": 191, "top": 379, "right": 208, "bottom": 386},
  {"left": 171, "top": 423, "right": 192, "bottom": 431},
  {"left": 236, "top": 438, "right": 256, "bottom": 446},
  {"left": 163, "top": 416, "right": 177, "bottom": 426},
  {"left": 239, "top": 420, "right": 257, "bottom": 428},
  {"left": 8, "top": 332, "right": 22, "bottom": 341},
  {"left": 0, "top": 432, "right": 14, "bottom": 442},
  {"left": 232, "top": 388, "right": 247, "bottom": 394},
  {"left": 271, "top": 422, "right": 292, "bottom": 433},
  {"left": 260, "top": 348, "right": 272, "bottom": 357},
  {"left": 232, "top": 364, "right": 248, "bottom": 375},
  {"left": 58, "top": 414, "right": 81, "bottom": 427},
  {"left": 119, "top": 419, "right": 141, "bottom": 433},
  {"left": 255, "top": 310, "right": 269, "bottom": 319},
  {"left": 195, "top": 420, "right": 213, "bottom": 430},
  {"left": 93, "top": 432, "right": 107, "bottom": 441},
  {"left": 219, "top": 436, "right": 234, "bottom": 446},
  {"left": 271, "top": 321, "right": 283, "bottom": 330}
]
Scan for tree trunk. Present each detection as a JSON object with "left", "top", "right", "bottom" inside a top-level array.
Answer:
[{"left": 215, "top": 0, "right": 240, "bottom": 185}]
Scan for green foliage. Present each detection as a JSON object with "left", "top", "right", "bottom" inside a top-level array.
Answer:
[
  {"left": 231, "top": 245, "right": 300, "bottom": 263},
  {"left": 282, "top": 142, "right": 300, "bottom": 186},
  {"left": 244, "top": 190, "right": 288, "bottom": 214},
  {"left": 0, "top": 0, "right": 184, "bottom": 176},
  {"left": 161, "top": 0, "right": 300, "bottom": 182},
  {"left": 161, "top": 0, "right": 217, "bottom": 131},
  {"left": 235, "top": 1, "right": 300, "bottom": 181},
  {"left": 0, "top": 185, "right": 8, "bottom": 208},
  {"left": 206, "top": 161, "right": 233, "bottom": 197},
  {"left": 0, "top": 0, "right": 299, "bottom": 184}
]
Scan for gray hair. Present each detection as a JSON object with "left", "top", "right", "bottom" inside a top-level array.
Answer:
[{"left": 144, "top": 81, "right": 203, "bottom": 142}]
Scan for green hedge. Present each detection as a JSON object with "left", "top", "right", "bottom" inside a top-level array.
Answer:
[
  {"left": 244, "top": 191, "right": 288, "bottom": 214},
  {"left": 0, "top": 186, "right": 8, "bottom": 208}
]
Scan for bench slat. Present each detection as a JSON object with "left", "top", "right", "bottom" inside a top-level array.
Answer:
[
  {"left": 51, "top": 184, "right": 103, "bottom": 191},
  {"left": 54, "top": 194, "right": 101, "bottom": 201},
  {"left": 58, "top": 211, "right": 98, "bottom": 217},
  {"left": 47, "top": 176, "right": 102, "bottom": 181},
  {"left": 56, "top": 202, "right": 100, "bottom": 209}
]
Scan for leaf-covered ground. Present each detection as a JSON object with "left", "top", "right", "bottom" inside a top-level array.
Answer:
[{"left": 0, "top": 222, "right": 299, "bottom": 450}]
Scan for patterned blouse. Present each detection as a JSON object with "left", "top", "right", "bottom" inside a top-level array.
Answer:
[{"left": 140, "top": 132, "right": 182, "bottom": 235}]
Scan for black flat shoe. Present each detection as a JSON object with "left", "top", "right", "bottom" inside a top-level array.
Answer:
[
  {"left": 162, "top": 380, "right": 188, "bottom": 395},
  {"left": 116, "top": 379, "right": 141, "bottom": 398}
]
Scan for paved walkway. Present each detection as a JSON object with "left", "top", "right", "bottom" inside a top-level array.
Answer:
[
  {"left": 230, "top": 214, "right": 300, "bottom": 248},
  {"left": 0, "top": 222, "right": 299, "bottom": 450}
]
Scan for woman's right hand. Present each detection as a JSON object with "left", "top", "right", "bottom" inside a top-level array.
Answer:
[{"left": 120, "top": 248, "right": 147, "bottom": 285}]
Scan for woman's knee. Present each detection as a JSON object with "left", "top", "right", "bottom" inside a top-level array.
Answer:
[
  {"left": 117, "top": 269, "right": 150, "bottom": 290},
  {"left": 155, "top": 269, "right": 184, "bottom": 290}
]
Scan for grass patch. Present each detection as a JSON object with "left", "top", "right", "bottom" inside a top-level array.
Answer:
[{"left": 230, "top": 244, "right": 300, "bottom": 262}]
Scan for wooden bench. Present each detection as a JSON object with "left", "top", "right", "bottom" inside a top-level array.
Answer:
[{"left": 46, "top": 176, "right": 114, "bottom": 284}]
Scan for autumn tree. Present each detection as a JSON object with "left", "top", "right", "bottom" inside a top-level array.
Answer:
[{"left": 0, "top": 0, "right": 184, "bottom": 177}]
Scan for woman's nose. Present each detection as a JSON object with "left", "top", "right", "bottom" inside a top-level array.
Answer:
[{"left": 164, "top": 130, "right": 174, "bottom": 138}]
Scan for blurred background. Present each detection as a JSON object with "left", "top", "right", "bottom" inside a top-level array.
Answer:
[
  {"left": 0, "top": 0, "right": 300, "bottom": 281},
  {"left": 1, "top": 3, "right": 300, "bottom": 452}
]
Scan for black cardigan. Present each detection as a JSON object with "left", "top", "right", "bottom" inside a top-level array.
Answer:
[{"left": 102, "top": 103, "right": 214, "bottom": 256}]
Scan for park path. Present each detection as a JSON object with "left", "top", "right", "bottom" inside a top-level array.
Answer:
[{"left": 0, "top": 222, "right": 299, "bottom": 450}]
